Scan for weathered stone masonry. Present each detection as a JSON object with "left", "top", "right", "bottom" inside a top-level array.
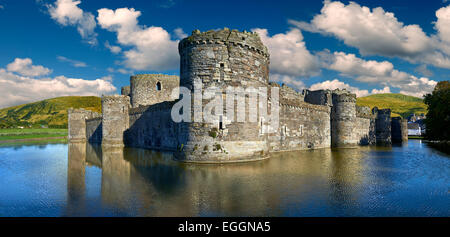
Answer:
[{"left": 69, "top": 28, "right": 407, "bottom": 163}]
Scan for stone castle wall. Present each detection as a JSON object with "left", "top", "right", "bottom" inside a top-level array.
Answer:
[
  {"left": 130, "top": 74, "right": 179, "bottom": 108},
  {"left": 86, "top": 117, "right": 102, "bottom": 144},
  {"left": 68, "top": 108, "right": 101, "bottom": 142},
  {"left": 304, "top": 90, "right": 332, "bottom": 106},
  {"left": 102, "top": 95, "right": 130, "bottom": 147},
  {"left": 355, "top": 106, "right": 376, "bottom": 145},
  {"left": 125, "top": 101, "right": 182, "bottom": 151},
  {"left": 374, "top": 108, "right": 392, "bottom": 145},
  {"left": 269, "top": 102, "right": 331, "bottom": 151}
]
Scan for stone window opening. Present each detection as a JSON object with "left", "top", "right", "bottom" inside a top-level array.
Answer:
[
  {"left": 156, "top": 81, "right": 162, "bottom": 91},
  {"left": 219, "top": 63, "right": 224, "bottom": 82},
  {"left": 219, "top": 115, "right": 224, "bottom": 130},
  {"left": 299, "top": 125, "right": 304, "bottom": 136},
  {"left": 259, "top": 117, "right": 264, "bottom": 135}
]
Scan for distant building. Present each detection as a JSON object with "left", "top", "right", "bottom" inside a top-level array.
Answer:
[
  {"left": 407, "top": 113, "right": 426, "bottom": 123},
  {"left": 408, "top": 122, "right": 422, "bottom": 136}
]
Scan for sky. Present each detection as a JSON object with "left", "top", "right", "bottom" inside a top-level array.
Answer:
[{"left": 0, "top": 0, "right": 450, "bottom": 108}]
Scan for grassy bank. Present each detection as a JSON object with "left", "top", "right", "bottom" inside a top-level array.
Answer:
[{"left": 0, "top": 128, "right": 67, "bottom": 142}]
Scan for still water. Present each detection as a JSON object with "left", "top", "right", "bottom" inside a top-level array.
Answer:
[{"left": 0, "top": 140, "right": 449, "bottom": 217}]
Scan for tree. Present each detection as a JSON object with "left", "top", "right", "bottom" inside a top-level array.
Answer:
[{"left": 423, "top": 81, "right": 450, "bottom": 141}]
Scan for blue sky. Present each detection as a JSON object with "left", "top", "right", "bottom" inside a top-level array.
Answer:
[{"left": 0, "top": 0, "right": 449, "bottom": 108}]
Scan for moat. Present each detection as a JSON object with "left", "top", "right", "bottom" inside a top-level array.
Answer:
[{"left": 0, "top": 140, "right": 449, "bottom": 217}]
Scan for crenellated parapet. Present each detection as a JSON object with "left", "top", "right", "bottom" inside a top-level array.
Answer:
[
  {"left": 280, "top": 101, "right": 331, "bottom": 113},
  {"left": 178, "top": 28, "right": 270, "bottom": 90},
  {"left": 331, "top": 89, "right": 357, "bottom": 103},
  {"left": 179, "top": 28, "right": 269, "bottom": 59}
]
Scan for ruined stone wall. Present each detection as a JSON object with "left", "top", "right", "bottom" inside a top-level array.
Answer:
[
  {"left": 125, "top": 101, "right": 182, "bottom": 151},
  {"left": 391, "top": 117, "right": 408, "bottom": 143},
  {"left": 355, "top": 106, "right": 376, "bottom": 145},
  {"left": 130, "top": 74, "right": 179, "bottom": 108},
  {"left": 331, "top": 90, "right": 358, "bottom": 147},
  {"left": 102, "top": 95, "right": 130, "bottom": 147},
  {"left": 269, "top": 102, "right": 331, "bottom": 151},
  {"left": 176, "top": 28, "right": 271, "bottom": 162},
  {"left": 68, "top": 108, "right": 101, "bottom": 142},
  {"left": 373, "top": 108, "right": 392, "bottom": 145},
  {"left": 86, "top": 117, "right": 102, "bottom": 144}
]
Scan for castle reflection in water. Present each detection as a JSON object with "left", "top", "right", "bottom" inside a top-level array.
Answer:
[{"left": 66, "top": 142, "right": 391, "bottom": 217}]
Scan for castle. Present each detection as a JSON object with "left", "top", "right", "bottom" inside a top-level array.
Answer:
[{"left": 68, "top": 28, "right": 408, "bottom": 163}]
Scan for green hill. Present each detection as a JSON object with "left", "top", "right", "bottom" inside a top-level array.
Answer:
[
  {"left": 0, "top": 96, "right": 101, "bottom": 128},
  {"left": 356, "top": 93, "right": 427, "bottom": 118}
]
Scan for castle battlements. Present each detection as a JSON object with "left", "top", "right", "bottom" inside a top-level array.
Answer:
[
  {"left": 68, "top": 28, "right": 406, "bottom": 163},
  {"left": 179, "top": 28, "right": 269, "bottom": 58}
]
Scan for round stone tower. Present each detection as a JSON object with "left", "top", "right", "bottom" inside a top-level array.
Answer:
[
  {"left": 331, "top": 89, "right": 358, "bottom": 147},
  {"left": 178, "top": 28, "right": 270, "bottom": 90},
  {"left": 176, "top": 28, "right": 271, "bottom": 163}
]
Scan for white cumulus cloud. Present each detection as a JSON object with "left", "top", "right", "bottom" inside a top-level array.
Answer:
[
  {"left": 291, "top": 1, "right": 430, "bottom": 58},
  {"left": 104, "top": 41, "right": 122, "bottom": 54},
  {"left": 309, "top": 79, "right": 369, "bottom": 97},
  {"left": 97, "top": 7, "right": 179, "bottom": 71},
  {"left": 371, "top": 86, "right": 391, "bottom": 94},
  {"left": 318, "top": 51, "right": 437, "bottom": 97},
  {"left": 0, "top": 59, "right": 116, "bottom": 108},
  {"left": 47, "top": 0, "right": 97, "bottom": 45},
  {"left": 290, "top": 0, "right": 450, "bottom": 69},
  {"left": 253, "top": 28, "right": 320, "bottom": 78},
  {"left": 174, "top": 27, "right": 187, "bottom": 39},
  {"left": 270, "top": 73, "right": 306, "bottom": 90},
  {"left": 6, "top": 58, "right": 52, "bottom": 77}
]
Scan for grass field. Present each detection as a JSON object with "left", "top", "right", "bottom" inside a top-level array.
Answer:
[
  {"left": 0, "top": 96, "right": 101, "bottom": 128},
  {"left": 0, "top": 128, "right": 67, "bottom": 142},
  {"left": 356, "top": 93, "right": 427, "bottom": 118}
]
